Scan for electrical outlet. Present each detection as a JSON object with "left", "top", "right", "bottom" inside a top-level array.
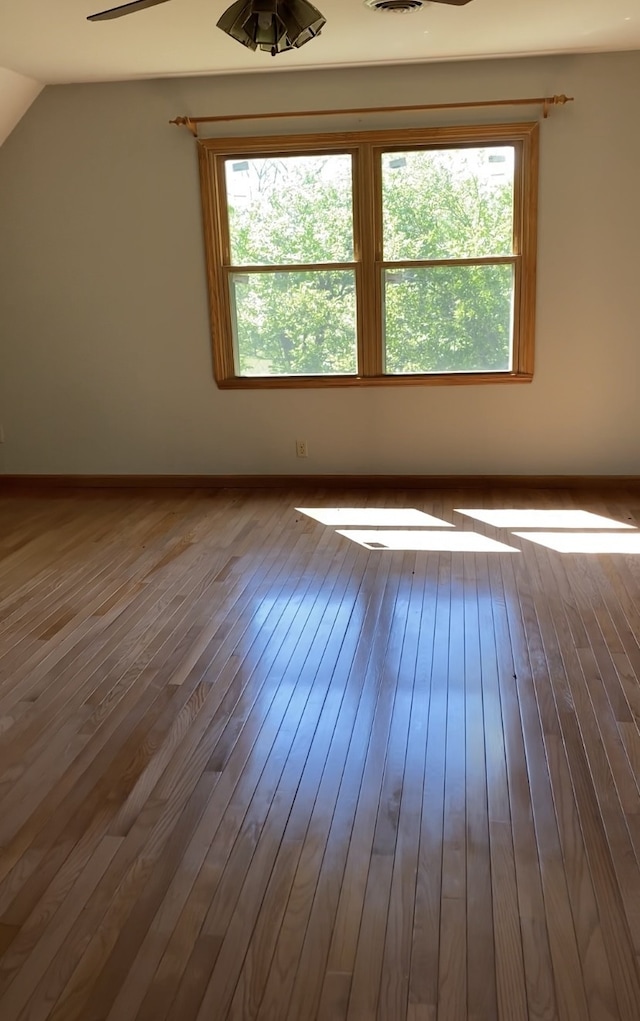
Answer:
[{"left": 296, "top": 439, "right": 308, "bottom": 458}]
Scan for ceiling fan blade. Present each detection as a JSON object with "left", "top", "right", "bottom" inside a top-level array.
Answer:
[
  {"left": 87, "top": 0, "right": 171, "bottom": 22},
  {"left": 429, "top": 1, "right": 474, "bottom": 4}
]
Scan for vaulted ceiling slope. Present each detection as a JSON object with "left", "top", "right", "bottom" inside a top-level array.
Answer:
[{"left": 0, "top": 67, "right": 42, "bottom": 147}]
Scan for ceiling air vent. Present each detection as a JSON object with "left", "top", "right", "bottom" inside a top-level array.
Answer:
[{"left": 364, "top": 0, "right": 426, "bottom": 11}]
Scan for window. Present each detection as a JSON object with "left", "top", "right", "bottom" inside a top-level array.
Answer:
[{"left": 198, "top": 123, "right": 538, "bottom": 388}]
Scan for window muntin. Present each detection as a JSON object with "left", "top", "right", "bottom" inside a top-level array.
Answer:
[{"left": 200, "top": 123, "right": 538, "bottom": 388}]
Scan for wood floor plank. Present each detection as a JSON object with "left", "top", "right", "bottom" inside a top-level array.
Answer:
[
  {"left": 476, "top": 557, "right": 537, "bottom": 1020},
  {"left": 517, "top": 539, "right": 640, "bottom": 1020},
  {"left": 408, "top": 551, "right": 449, "bottom": 1018},
  {"left": 463, "top": 553, "right": 498, "bottom": 1021},
  {"left": 0, "top": 488, "right": 639, "bottom": 1021},
  {"left": 117, "top": 528, "right": 370, "bottom": 1021},
  {"left": 377, "top": 550, "right": 433, "bottom": 1021},
  {"left": 485, "top": 551, "right": 538, "bottom": 1020}
]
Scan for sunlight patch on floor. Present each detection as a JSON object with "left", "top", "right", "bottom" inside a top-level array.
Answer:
[
  {"left": 298, "top": 506, "right": 640, "bottom": 555},
  {"left": 337, "top": 530, "right": 520, "bottom": 552},
  {"left": 297, "top": 507, "right": 453, "bottom": 527},
  {"left": 456, "top": 509, "right": 633, "bottom": 529},
  {"left": 513, "top": 531, "right": 640, "bottom": 554}
]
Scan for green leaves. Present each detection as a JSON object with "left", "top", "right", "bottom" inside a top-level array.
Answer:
[
  {"left": 226, "top": 147, "right": 515, "bottom": 377},
  {"left": 383, "top": 265, "right": 513, "bottom": 374},
  {"left": 226, "top": 154, "right": 353, "bottom": 266},
  {"left": 231, "top": 270, "right": 357, "bottom": 376},
  {"left": 382, "top": 147, "right": 514, "bottom": 261}
]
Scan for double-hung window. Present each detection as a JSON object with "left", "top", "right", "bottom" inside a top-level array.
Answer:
[{"left": 198, "top": 122, "right": 538, "bottom": 388}]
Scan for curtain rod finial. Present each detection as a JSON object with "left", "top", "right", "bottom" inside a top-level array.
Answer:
[{"left": 170, "top": 116, "right": 199, "bottom": 137}]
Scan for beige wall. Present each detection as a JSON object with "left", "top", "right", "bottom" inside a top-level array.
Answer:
[{"left": 0, "top": 52, "right": 639, "bottom": 476}]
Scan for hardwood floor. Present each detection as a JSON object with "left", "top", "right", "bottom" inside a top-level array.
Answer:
[{"left": 0, "top": 486, "right": 639, "bottom": 1021}]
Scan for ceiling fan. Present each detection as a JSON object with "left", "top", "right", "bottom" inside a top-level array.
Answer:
[
  {"left": 87, "top": 0, "right": 171, "bottom": 21},
  {"left": 87, "top": 0, "right": 474, "bottom": 22},
  {"left": 87, "top": 0, "right": 474, "bottom": 56}
]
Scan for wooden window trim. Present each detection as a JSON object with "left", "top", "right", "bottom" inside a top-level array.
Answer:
[{"left": 198, "top": 122, "right": 539, "bottom": 389}]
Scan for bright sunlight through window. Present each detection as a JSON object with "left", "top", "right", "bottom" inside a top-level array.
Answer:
[
  {"left": 297, "top": 508, "right": 453, "bottom": 527},
  {"left": 513, "top": 532, "right": 640, "bottom": 554},
  {"left": 297, "top": 506, "right": 640, "bottom": 554},
  {"left": 199, "top": 123, "right": 538, "bottom": 388},
  {"left": 456, "top": 509, "right": 633, "bottom": 529},
  {"left": 337, "top": 531, "right": 520, "bottom": 553}
]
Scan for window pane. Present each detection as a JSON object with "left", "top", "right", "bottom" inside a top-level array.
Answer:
[
  {"left": 384, "top": 264, "right": 514, "bottom": 374},
  {"left": 225, "top": 154, "right": 354, "bottom": 266},
  {"left": 230, "top": 270, "right": 357, "bottom": 376},
  {"left": 382, "top": 147, "right": 514, "bottom": 260}
]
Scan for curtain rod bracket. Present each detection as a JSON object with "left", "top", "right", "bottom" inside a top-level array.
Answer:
[{"left": 170, "top": 116, "right": 199, "bottom": 137}]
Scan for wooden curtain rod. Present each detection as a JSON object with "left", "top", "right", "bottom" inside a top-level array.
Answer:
[{"left": 170, "top": 94, "right": 573, "bottom": 137}]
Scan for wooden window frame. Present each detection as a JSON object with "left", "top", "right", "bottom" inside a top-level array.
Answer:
[{"left": 198, "top": 122, "right": 539, "bottom": 389}]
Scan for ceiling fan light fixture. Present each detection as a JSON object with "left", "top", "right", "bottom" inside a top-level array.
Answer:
[{"left": 217, "top": 0, "right": 326, "bottom": 56}]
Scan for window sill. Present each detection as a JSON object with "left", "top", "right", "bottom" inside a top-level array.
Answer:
[{"left": 215, "top": 372, "right": 534, "bottom": 390}]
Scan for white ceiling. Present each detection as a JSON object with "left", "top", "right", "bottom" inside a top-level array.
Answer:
[{"left": 0, "top": 0, "right": 638, "bottom": 85}]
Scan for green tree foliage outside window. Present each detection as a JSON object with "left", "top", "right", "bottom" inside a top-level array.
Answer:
[
  {"left": 226, "top": 146, "right": 515, "bottom": 377},
  {"left": 382, "top": 148, "right": 514, "bottom": 374},
  {"left": 227, "top": 154, "right": 357, "bottom": 376}
]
